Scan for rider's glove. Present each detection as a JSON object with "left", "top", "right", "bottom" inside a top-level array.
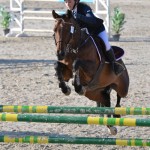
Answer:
[{"left": 72, "top": 11, "right": 77, "bottom": 19}]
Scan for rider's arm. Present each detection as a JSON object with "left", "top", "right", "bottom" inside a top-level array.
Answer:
[{"left": 76, "top": 8, "right": 103, "bottom": 27}]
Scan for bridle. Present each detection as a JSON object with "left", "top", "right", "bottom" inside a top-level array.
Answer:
[
  {"left": 53, "top": 20, "right": 74, "bottom": 48},
  {"left": 53, "top": 19, "right": 89, "bottom": 55}
]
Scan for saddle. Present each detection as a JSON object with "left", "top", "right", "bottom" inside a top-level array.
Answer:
[
  {"left": 93, "top": 36, "right": 124, "bottom": 61},
  {"left": 80, "top": 28, "right": 124, "bottom": 61}
]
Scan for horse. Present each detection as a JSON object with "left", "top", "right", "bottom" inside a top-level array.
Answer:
[{"left": 52, "top": 10, "right": 129, "bottom": 135}]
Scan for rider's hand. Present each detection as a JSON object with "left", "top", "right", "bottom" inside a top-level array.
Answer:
[{"left": 72, "top": 11, "right": 77, "bottom": 19}]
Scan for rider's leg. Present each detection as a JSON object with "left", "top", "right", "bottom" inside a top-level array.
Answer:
[{"left": 98, "top": 30, "right": 124, "bottom": 75}]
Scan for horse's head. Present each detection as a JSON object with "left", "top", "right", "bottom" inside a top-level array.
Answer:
[{"left": 52, "top": 10, "right": 81, "bottom": 60}]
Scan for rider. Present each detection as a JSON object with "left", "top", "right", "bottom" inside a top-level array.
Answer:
[{"left": 64, "top": 0, "right": 124, "bottom": 75}]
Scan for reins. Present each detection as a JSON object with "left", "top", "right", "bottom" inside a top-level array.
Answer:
[{"left": 65, "top": 26, "right": 91, "bottom": 54}]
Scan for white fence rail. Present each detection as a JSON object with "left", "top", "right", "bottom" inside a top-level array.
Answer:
[{"left": 10, "top": 0, "right": 109, "bottom": 37}]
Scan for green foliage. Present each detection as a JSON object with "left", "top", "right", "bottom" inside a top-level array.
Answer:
[
  {"left": 0, "top": 6, "right": 11, "bottom": 29},
  {"left": 111, "top": 7, "right": 126, "bottom": 34}
]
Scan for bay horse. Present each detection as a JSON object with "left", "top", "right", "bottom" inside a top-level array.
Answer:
[{"left": 52, "top": 10, "right": 129, "bottom": 135}]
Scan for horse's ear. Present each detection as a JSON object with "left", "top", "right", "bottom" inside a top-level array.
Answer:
[
  {"left": 66, "top": 10, "right": 72, "bottom": 18},
  {"left": 52, "top": 10, "right": 61, "bottom": 19}
]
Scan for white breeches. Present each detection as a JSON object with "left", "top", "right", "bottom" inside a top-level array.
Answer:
[{"left": 98, "top": 30, "right": 111, "bottom": 51}]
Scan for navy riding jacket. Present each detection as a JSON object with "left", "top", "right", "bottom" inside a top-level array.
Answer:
[{"left": 74, "top": 3, "right": 105, "bottom": 35}]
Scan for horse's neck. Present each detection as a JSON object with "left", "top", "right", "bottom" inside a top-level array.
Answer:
[
  {"left": 76, "top": 36, "right": 101, "bottom": 68},
  {"left": 79, "top": 34, "right": 105, "bottom": 62}
]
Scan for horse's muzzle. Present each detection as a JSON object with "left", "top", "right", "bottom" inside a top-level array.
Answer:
[{"left": 57, "top": 50, "right": 65, "bottom": 60}]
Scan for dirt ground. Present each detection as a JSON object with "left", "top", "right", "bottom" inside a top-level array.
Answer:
[{"left": 0, "top": 0, "right": 150, "bottom": 150}]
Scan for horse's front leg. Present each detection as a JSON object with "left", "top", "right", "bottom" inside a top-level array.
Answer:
[
  {"left": 72, "top": 70, "right": 85, "bottom": 95},
  {"left": 54, "top": 61, "right": 71, "bottom": 95},
  {"left": 72, "top": 59, "right": 90, "bottom": 95},
  {"left": 72, "top": 59, "right": 97, "bottom": 95}
]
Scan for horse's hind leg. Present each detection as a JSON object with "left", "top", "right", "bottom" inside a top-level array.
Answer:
[
  {"left": 97, "top": 87, "right": 117, "bottom": 135},
  {"left": 54, "top": 61, "right": 71, "bottom": 95},
  {"left": 113, "top": 94, "right": 121, "bottom": 118},
  {"left": 96, "top": 87, "right": 111, "bottom": 115},
  {"left": 116, "top": 94, "right": 121, "bottom": 107},
  {"left": 96, "top": 87, "right": 111, "bottom": 116},
  {"left": 96, "top": 102, "right": 105, "bottom": 117}
]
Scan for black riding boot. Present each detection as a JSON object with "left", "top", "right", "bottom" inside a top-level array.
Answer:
[{"left": 106, "top": 48, "right": 124, "bottom": 75}]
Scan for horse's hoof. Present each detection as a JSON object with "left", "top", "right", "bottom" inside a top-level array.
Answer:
[
  {"left": 75, "top": 85, "right": 85, "bottom": 95},
  {"left": 108, "top": 126, "right": 117, "bottom": 135},
  {"left": 79, "top": 87, "right": 86, "bottom": 95},
  {"left": 62, "top": 86, "right": 71, "bottom": 95},
  {"left": 113, "top": 114, "right": 121, "bottom": 118}
]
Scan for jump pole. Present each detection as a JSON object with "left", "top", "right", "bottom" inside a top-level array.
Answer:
[
  {"left": 0, "top": 113, "right": 150, "bottom": 127},
  {"left": 0, "top": 135, "right": 150, "bottom": 146},
  {"left": 0, "top": 105, "right": 150, "bottom": 115}
]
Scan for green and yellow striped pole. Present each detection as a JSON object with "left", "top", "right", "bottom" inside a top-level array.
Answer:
[
  {"left": 0, "top": 113, "right": 150, "bottom": 127},
  {"left": 0, "top": 105, "right": 150, "bottom": 115},
  {"left": 0, "top": 136, "right": 149, "bottom": 146}
]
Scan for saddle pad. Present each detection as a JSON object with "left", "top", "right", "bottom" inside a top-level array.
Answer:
[{"left": 112, "top": 46, "right": 124, "bottom": 61}]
